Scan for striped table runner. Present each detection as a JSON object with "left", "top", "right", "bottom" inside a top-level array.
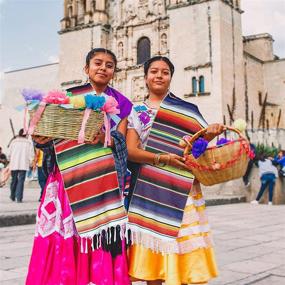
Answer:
[
  {"left": 55, "top": 140, "right": 127, "bottom": 239},
  {"left": 128, "top": 93, "right": 208, "bottom": 252}
]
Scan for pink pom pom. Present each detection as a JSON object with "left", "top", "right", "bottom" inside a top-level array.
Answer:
[
  {"left": 101, "top": 96, "right": 119, "bottom": 114},
  {"left": 43, "top": 90, "right": 70, "bottom": 104}
]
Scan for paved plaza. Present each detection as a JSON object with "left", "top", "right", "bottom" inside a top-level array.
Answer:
[{"left": 0, "top": 186, "right": 285, "bottom": 284}]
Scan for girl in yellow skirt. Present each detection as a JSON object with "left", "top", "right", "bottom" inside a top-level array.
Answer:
[{"left": 126, "top": 56, "right": 224, "bottom": 285}]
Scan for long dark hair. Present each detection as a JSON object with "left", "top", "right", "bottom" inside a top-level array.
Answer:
[
  {"left": 85, "top": 48, "right": 117, "bottom": 68},
  {"left": 144, "top": 56, "right": 175, "bottom": 77}
]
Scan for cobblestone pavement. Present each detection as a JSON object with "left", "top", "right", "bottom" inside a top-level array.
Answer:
[{"left": 1, "top": 203, "right": 285, "bottom": 284}]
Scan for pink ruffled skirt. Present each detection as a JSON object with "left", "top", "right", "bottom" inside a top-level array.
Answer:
[{"left": 26, "top": 168, "right": 130, "bottom": 285}]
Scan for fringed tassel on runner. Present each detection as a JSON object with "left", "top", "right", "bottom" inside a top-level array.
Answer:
[
  {"left": 81, "top": 225, "right": 126, "bottom": 257},
  {"left": 125, "top": 230, "right": 213, "bottom": 255}
]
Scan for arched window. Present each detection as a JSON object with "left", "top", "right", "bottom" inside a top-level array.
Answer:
[
  {"left": 68, "top": 6, "right": 73, "bottom": 18},
  {"left": 137, "top": 37, "right": 151, "bottom": 65},
  {"left": 92, "top": 0, "right": 96, "bottom": 12},
  {"left": 199, "top": 76, "right": 205, "bottom": 93},
  {"left": 192, "top": 77, "right": 197, "bottom": 94}
]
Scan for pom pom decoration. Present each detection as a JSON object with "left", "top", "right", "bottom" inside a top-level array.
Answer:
[
  {"left": 69, "top": 95, "right": 86, "bottom": 109},
  {"left": 85, "top": 94, "right": 106, "bottom": 110},
  {"left": 233, "top": 118, "right": 247, "bottom": 133},
  {"left": 179, "top": 139, "right": 187, "bottom": 147},
  {"left": 100, "top": 96, "right": 119, "bottom": 113},
  {"left": 101, "top": 96, "right": 120, "bottom": 147},
  {"left": 179, "top": 135, "right": 191, "bottom": 147},
  {"left": 216, "top": 138, "right": 230, "bottom": 146},
  {"left": 43, "top": 91, "right": 70, "bottom": 105},
  {"left": 21, "top": 89, "right": 44, "bottom": 102},
  {"left": 192, "top": 137, "right": 208, "bottom": 159}
]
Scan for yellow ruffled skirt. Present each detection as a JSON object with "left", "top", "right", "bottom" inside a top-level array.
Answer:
[{"left": 128, "top": 187, "right": 218, "bottom": 285}]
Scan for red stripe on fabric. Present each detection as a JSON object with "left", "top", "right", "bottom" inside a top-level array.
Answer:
[
  {"left": 73, "top": 196, "right": 121, "bottom": 216},
  {"left": 66, "top": 172, "right": 119, "bottom": 203},
  {"left": 63, "top": 157, "right": 115, "bottom": 183},
  {"left": 157, "top": 110, "right": 202, "bottom": 133},
  {"left": 129, "top": 215, "right": 178, "bottom": 237},
  {"left": 140, "top": 167, "right": 192, "bottom": 191},
  {"left": 55, "top": 140, "right": 82, "bottom": 153}
]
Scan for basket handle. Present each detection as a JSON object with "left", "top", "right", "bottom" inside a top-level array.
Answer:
[{"left": 183, "top": 126, "right": 246, "bottom": 155}]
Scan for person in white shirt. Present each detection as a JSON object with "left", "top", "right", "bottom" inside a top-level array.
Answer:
[
  {"left": 251, "top": 154, "right": 278, "bottom": 205},
  {"left": 8, "top": 129, "right": 34, "bottom": 202}
]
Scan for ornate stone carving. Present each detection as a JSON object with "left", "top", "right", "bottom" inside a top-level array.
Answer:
[
  {"left": 132, "top": 76, "right": 146, "bottom": 102},
  {"left": 118, "top": 42, "right": 124, "bottom": 59},
  {"left": 153, "top": 0, "right": 164, "bottom": 16},
  {"left": 125, "top": 1, "right": 136, "bottom": 22},
  {"left": 138, "top": 1, "right": 149, "bottom": 21},
  {"left": 160, "top": 33, "right": 167, "bottom": 54}
]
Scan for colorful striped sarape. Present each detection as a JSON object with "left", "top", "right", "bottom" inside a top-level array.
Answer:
[
  {"left": 54, "top": 84, "right": 131, "bottom": 242},
  {"left": 127, "top": 93, "right": 208, "bottom": 253},
  {"left": 55, "top": 140, "right": 127, "bottom": 238}
]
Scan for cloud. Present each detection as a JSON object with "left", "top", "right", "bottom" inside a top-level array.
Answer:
[
  {"left": 242, "top": 0, "right": 285, "bottom": 58},
  {"left": 48, "top": 55, "right": 59, "bottom": 63}
]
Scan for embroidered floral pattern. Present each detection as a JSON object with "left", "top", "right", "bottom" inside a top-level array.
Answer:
[{"left": 35, "top": 180, "right": 76, "bottom": 239}]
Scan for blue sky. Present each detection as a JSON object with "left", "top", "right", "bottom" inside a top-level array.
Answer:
[
  {"left": 0, "top": 0, "right": 62, "bottom": 71},
  {"left": 0, "top": 0, "right": 284, "bottom": 72}
]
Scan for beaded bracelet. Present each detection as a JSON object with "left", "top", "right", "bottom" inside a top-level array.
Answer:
[
  {"left": 153, "top": 153, "right": 171, "bottom": 167},
  {"left": 153, "top": 153, "right": 161, "bottom": 165}
]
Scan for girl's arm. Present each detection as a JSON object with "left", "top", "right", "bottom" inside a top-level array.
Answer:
[{"left": 127, "top": 128, "right": 187, "bottom": 169}]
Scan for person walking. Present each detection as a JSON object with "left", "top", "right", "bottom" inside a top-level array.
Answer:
[
  {"left": 8, "top": 129, "right": 34, "bottom": 202},
  {"left": 0, "top": 146, "right": 8, "bottom": 167},
  {"left": 32, "top": 148, "right": 46, "bottom": 201},
  {"left": 0, "top": 146, "right": 9, "bottom": 187},
  {"left": 251, "top": 154, "right": 278, "bottom": 205}
]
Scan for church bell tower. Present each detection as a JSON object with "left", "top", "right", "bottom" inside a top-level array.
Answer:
[{"left": 59, "top": 0, "right": 109, "bottom": 88}]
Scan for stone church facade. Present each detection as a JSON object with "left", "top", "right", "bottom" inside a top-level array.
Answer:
[
  {"left": 59, "top": 0, "right": 284, "bottom": 128},
  {"left": 1, "top": 0, "right": 284, "bottom": 150}
]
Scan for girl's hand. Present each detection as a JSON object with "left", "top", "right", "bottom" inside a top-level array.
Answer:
[
  {"left": 89, "top": 131, "right": 105, "bottom": 145},
  {"left": 89, "top": 131, "right": 114, "bottom": 147},
  {"left": 204, "top": 124, "right": 225, "bottom": 141},
  {"left": 160, "top": 153, "right": 188, "bottom": 170}
]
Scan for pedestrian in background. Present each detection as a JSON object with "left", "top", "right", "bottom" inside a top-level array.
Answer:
[
  {"left": 273, "top": 150, "right": 285, "bottom": 178},
  {"left": 251, "top": 154, "right": 278, "bottom": 205},
  {"left": 8, "top": 129, "right": 34, "bottom": 202},
  {"left": 0, "top": 146, "right": 10, "bottom": 187},
  {"left": 0, "top": 146, "right": 8, "bottom": 167},
  {"left": 242, "top": 141, "right": 256, "bottom": 187},
  {"left": 32, "top": 148, "right": 46, "bottom": 202}
]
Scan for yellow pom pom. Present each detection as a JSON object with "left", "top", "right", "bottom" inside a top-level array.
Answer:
[
  {"left": 70, "top": 95, "right": 86, "bottom": 109},
  {"left": 179, "top": 139, "right": 187, "bottom": 147},
  {"left": 233, "top": 118, "right": 247, "bottom": 132}
]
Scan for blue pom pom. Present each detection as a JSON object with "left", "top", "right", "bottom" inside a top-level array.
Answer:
[
  {"left": 84, "top": 94, "right": 106, "bottom": 110},
  {"left": 192, "top": 138, "right": 208, "bottom": 159}
]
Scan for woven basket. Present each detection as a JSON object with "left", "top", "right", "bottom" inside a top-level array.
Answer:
[
  {"left": 29, "top": 104, "right": 104, "bottom": 142},
  {"left": 184, "top": 127, "right": 250, "bottom": 186}
]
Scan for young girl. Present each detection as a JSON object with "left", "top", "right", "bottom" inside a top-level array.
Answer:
[
  {"left": 26, "top": 48, "right": 132, "bottom": 285},
  {"left": 126, "top": 56, "right": 224, "bottom": 285}
]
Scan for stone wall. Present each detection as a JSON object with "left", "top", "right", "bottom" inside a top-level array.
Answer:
[
  {"left": 243, "top": 34, "right": 274, "bottom": 62},
  {"left": 1, "top": 63, "right": 59, "bottom": 152},
  {"left": 247, "top": 129, "right": 285, "bottom": 150}
]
